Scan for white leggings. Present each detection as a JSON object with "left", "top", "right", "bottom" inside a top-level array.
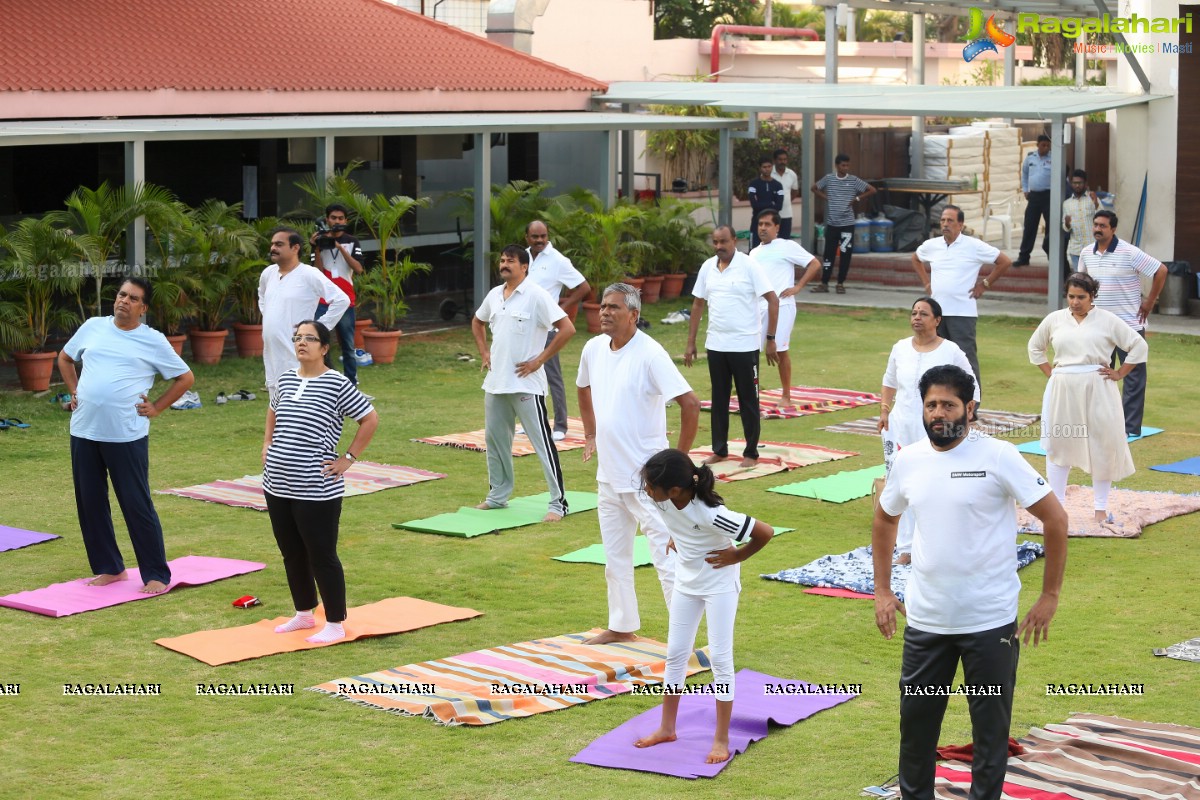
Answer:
[
  {"left": 1046, "top": 461, "right": 1112, "bottom": 511},
  {"left": 663, "top": 588, "right": 740, "bottom": 702}
]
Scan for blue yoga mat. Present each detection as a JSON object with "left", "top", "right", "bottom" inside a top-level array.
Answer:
[
  {"left": 1015, "top": 426, "right": 1163, "bottom": 457},
  {"left": 1149, "top": 457, "right": 1200, "bottom": 476}
]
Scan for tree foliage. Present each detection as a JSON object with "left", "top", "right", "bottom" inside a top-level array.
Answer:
[{"left": 654, "top": 0, "right": 759, "bottom": 40}]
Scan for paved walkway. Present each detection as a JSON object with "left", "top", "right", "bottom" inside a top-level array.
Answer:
[{"left": 785, "top": 284, "right": 1200, "bottom": 337}]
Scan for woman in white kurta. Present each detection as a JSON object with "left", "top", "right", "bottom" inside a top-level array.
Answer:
[
  {"left": 1028, "top": 272, "right": 1148, "bottom": 522},
  {"left": 879, "top": 297, "right": 979, "bottom": 563}
]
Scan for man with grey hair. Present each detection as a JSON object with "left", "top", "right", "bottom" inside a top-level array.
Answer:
[
  {"left": 578, "top": 283, "right": 700, "bottom": 645},
  {"left": 686, "top": 225, "right": 778, "bottom": 467}
]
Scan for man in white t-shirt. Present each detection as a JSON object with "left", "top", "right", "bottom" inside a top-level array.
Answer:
[
  {"left": 471, "top": 245, "right": 576, "bottom": 521},
  {"left": 772, "top": 148, "right": 800, "bottom": 241},
  {"left": 873, "top": 364, "right": 1067, "bottom": 800},
  {"left": 526, "top": 220, "right": 591, "bottom": 440},
  {"left": 751, "top": 210, "right": 821, "bottom": 408},
  {"left": 56, "top": 278, "right": 196, "bottom": 594},
  {"left": 911, "top": 205, "right": 1013, "bottom": 405},
  {"left": 577, "top": 282, "right": 700, "bottom": 645},
  {"left": 685, "top": 226, "right": 779, "bottom": 467},
  {"left": 259, "top": 227, "right": 349, "bottom": 401},
  {"left": 1078, "top": 209, "right": 1166, "bottom": 437}
]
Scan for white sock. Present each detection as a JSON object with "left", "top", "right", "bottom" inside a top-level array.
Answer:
[
  {"left": 305, "top": 621, "right": 346, "bottom": 644},
  {"left": 275, "top": 610, "right": 316, "bottom": 633},
  {"left": 1046, "top": 461, "right": 1070, "bottom": 503},
  {"left": 1093, "top": 480, "right": 1112, "bottom": 512}
]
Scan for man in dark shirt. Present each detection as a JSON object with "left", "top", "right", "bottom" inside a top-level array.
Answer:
[{"left": 747, "top": 157, "right": 784, "bottom": 249}]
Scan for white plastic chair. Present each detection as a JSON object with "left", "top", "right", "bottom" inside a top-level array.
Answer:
[{"left": 982, "top": 193, "right": 1016, "bottom": 249}]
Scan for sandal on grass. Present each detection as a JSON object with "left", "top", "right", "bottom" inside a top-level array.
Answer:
[
  {"left": 230, "top": 390, "right": 256, "bottom": 401},
  {"left": 3, "top": 418, "right": 30, "bottom": 428}
]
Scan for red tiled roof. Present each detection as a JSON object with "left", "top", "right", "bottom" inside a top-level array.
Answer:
[{"left": 1, "top": 0, "right": 604, "bottom": 93}]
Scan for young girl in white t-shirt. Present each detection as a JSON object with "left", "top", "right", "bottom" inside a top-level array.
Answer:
[{"left": 633, "top": 448, "right": 774, "bottom": 764}]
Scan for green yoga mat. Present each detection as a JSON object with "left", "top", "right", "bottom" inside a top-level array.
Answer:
[
  {"left": 768, "top": 465, "right": 886, "bottom": 503},
  {"left": 394, "top": 491, "right": 599, "bottom": 538},
  {"left": 553, "top": 527, "right": 795, "bottom": 566}
]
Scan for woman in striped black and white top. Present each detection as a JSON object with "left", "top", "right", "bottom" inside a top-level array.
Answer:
[{"left": 262, "top": 320, "right": 378, "bottom": 644}]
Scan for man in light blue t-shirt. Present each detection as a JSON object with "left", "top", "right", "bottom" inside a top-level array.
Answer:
[{"left": 57, "top": 278, "right": 195, "bottom": 593}]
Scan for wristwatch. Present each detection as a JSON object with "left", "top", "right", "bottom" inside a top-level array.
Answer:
[
  {"left": 982, "top": 278, "right": 991, "bottom": 289},
  {"left": 765, "top": 334, "right": 776, "bottom": 341},
  {"left": 345, "top": 452, "right": 357, "bottom": 461}
]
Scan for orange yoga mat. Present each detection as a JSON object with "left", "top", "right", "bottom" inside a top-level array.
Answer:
[{"left": 155, "top": 597, "right": 482, "bottom": 666}]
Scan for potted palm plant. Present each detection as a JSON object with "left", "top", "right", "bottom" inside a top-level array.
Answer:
[
  {"left": 641, "top": 198, "right": 712, "bottom": 301},
  {"left": 0, "top": 217, "right": 87, "bottom": 391},
  {"left": 226, "top": 217, "right": 276, "bottom": 358},
  {"left": 548, "top": 200, "right": 650, "bottom": 334},
  {"left": 176, "top": 200, "right": 260, "bottom": 365},
  {"left": 341, "top": 192, "right": 430, "bottom": 364},
  {"left": 145, "top": 266, "right": 193, "bottom": 355}
]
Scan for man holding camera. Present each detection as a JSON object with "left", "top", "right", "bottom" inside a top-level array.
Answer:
[{"left": 311, "top": 204, "right": 365, "bottom": 385}]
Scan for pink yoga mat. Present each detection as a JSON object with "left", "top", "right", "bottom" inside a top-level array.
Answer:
[
  {"left": 803, "top": 587, "right": 874, "bottom": 600},
  {"left": 570, "top": 669, "right": 858, "bottom": 778},
  {"left": 0, "top": 525, "right": 60, "bottom": 552},
  {"left": 0, "top": 555, "right": 265, "bottom": 617}
]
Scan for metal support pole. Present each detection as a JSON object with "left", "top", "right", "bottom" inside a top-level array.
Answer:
[
  {"left": 124, "top": 139, "right": 146, "bottom": 275},
  {"left": 1074, "top": 32, "right": 1086, "bottom": 171},
  {"left": 824, "top": 4, "right": 838, "bottom": 176},
  {"left": 911, "top": 12, "right": 925, "bottom": 179},
  {"left": 1048, "top": 118, "right": 1066, "bottom": 311},
  {"left": 1003, "top": 23, "right": 1015, "bottom": 125},
  {"left": 802, "top": 113, "right": 816, "bottom": 251},
  {"left": 621, "top": 105, "right": 635, "bottom": 201},
  {"left": 599, "top": 129, "right": 618, "bottom": 208},
  {"left": 472, "top": 133, "right": 492, "bottom": 313},
  {"left": 719, "top": 127, "right": 732, "bottom": 228},
  {"left": 315, "top": 135, "right": 335, "bottom": 183}
]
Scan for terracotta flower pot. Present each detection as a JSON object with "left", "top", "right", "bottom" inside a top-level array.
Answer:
[
  {"left": 188, "top": 329, "right": 229, "bottom": 365},
  {"left": 362, "top": 328, "right": 402, "bottom": 364},
  {"left": 625, "top": 276, "right": 646, "bottom": 291},
  {"left": 232, "top": 323, "right": 264, "bottom": 358},
  {"left": 354, "top": 318, "right": 373, "bottom": 349},
  {"left": 640, "top": 274, "right": 665, "bottom": 304},
  {"left": 165, "top": 335, "right": 187, "bottom": 357},
  {"left": 14, "top": 350, "right": 57, "bottom": 392},
  {"left": 582, "top": 302, "right": 602, "bottom": 334},
  {"left": 660, "top": 272, "right": 687, "bottom": 300}
]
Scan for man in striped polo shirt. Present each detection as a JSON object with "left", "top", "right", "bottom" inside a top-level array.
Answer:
[
  {"left": 1078, "top": 209, "right": 1166, "bottom": 437},
  {"left": 812, "top": 154, "right": 875, "bottom": 294}
]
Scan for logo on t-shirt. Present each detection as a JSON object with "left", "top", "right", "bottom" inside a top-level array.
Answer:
[
  {"left": 1036, "top": 477, "right": 1046, "bottom": 485},
  {"left": 950, "top": 471, "right": 987, "bottom": 478}
]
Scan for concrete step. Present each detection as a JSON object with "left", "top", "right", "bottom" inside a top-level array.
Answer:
[{"left": 839, "top": 252, "right": 1049, "bottom": 295}]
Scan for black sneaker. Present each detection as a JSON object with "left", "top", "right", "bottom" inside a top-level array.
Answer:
[{"left": 1012, "top": 259, "right": 1030, "bottom": 268}]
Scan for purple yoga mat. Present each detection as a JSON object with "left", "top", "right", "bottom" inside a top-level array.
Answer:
[
  {"left": 0, "top": 555, "right": 265, "bottom": 617},
  {"left": 570, "top": 668, "right": 858, "bottom": 779},
  {"left": 0, "top": 525, "right": 60, "bottom": 553}
]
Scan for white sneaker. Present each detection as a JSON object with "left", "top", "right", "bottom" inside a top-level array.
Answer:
[{"left": 552, "top": 430, "right": 566, "bottom": 442}]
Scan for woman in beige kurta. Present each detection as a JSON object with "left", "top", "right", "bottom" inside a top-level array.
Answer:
[{"left": 1027, "top": 273, "right": 1148, "bottom": 522}]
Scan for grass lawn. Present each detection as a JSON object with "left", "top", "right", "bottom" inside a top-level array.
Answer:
[{"left": 1, "top": 302, "right": 1198, "bottom": 800}]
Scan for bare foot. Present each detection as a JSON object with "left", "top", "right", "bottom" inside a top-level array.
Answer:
[
  {"left": 87, "top": 571, "right": 128, "bottom": 586},
  {"left": 738, "top": 457, "right": 758, "bottom": 468},
  {"left": 780, "top": 396, "right": 793, "bottom": 408},
  {"left": 542, "top": 512, "right": 563, "bottom": 523},
  {"left": 584, "top": 629, "right": 638, "bottom": 645},
  {"left": 706, "top": 741, "right": 731, "bottom": 764},
  {"left": 701, "top": 453, "right": 727, "bottom": 465},
  {"left": 634, "top": 728, "right": 678, "bottom": 749},
  {"left": 474, "top": 501, "right": 493, "bottom": 510},
  {"left": 893, "top": 552, "right": 912, "bottom": 566},
  {"left": 139, "top": 580, "right": 169, "bottom": 595},
  {"left": 1094, "top": 510, "right": 1108, "bottom": 524}
]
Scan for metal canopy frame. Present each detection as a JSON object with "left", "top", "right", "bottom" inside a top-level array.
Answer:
[
  {"left": 0, "top": 111, "right": 744, "bottom": 310},
  {"left": 597, "top": 81, "right": 1168, "bottom": 309}
]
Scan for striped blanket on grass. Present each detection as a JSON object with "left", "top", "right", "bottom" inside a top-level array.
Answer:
[
  {"left": 159, "top": 462, "right": 446, "bottom": 511},
  {"left": 687, "top": 440, "right": 858, "bottom": 482},
  {"left": 700, "top": 386, "right": 881, "bottom": 420},
  {"left": 936, "top": 714, "right": 1200, "bottom": 799},
  {"left": 413, "top": 417, "right": 588, "bottom": 455},
  {"left": 820, "top": 409, "right": 1040, "bottom": 438},
  {"left": 310, "top": 630, "right": 710, "bottom": 726}
]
